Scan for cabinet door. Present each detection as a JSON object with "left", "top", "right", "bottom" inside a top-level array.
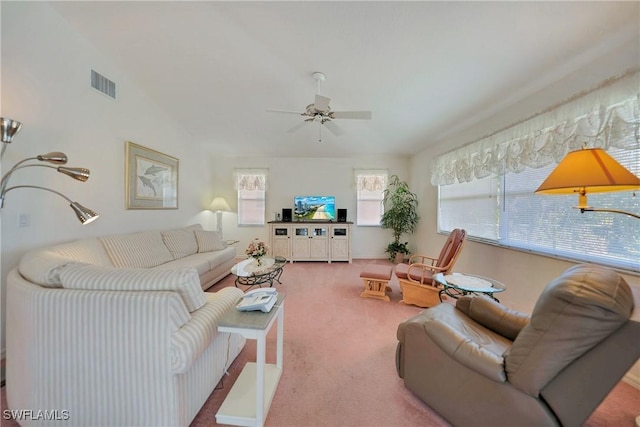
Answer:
[
  {"left": 330, "top": 227, "right": 349, "bottom": 260},
  {"left": 310, "top": 227, "right": 329, "bottom": 259},
  {"left": 292, "top": 226, "right": 311, "bottom": 259},
  {"left": 271, "top": 226, "right": 291, "bottom": 259}
]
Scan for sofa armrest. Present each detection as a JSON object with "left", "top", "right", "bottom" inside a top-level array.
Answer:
[
  {"left": 170, "top": 287, "right": 244, "bottom": 373},
  {"left": 424, "top": 318, "right": 507, "bottom": 382},
  {"left": 6, "top": 269, "right": 192, "bottom": 424},
  {"left": 456, "top": 295, "right": 530, "bottom": 340}
]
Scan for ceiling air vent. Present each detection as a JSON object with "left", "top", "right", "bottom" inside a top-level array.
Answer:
[{"left": 90, "top": 69, "right": 116, "bottom": 99}]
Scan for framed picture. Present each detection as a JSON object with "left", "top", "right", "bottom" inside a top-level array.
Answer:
[{"left": 125, "top": 141, "right": 178, "bottom": 209}]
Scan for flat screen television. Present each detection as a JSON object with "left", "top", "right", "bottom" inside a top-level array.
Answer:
[{"left": 294, "top": 196, "right": 336, "bottom": 221}]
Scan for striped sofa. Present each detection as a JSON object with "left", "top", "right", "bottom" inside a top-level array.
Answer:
[{"left": 6, "top": 225, "right": 246, "bottom": 426}]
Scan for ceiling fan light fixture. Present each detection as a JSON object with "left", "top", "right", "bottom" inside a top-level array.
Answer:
[{"left": 266, "top": 71, "right": 371, "bottom": 140}]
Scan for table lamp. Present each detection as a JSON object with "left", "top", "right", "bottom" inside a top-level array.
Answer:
[{"left": 210, "top": 197, "right": 231, "bottom": 239}]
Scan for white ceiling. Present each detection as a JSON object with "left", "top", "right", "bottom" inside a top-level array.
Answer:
[{"left": 49, "top": 1, "right": 639, "bottom": 158}]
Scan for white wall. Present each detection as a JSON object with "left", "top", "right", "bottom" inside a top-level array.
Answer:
[
  {"left": 0, "top": 2, "right": 216, "bottom": 357},
  {"left": 208, "top": 155, "right": 410, "bottom": 259}
]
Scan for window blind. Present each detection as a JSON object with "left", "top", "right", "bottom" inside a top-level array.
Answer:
[
  {"left": 355, "top": 170, "right": 387, "bottom": 226},
  {"left": 234, "top": 169, "right": 267, "bottom": 226},
  {"left": 439, "top": 148, "right": 639, "bottom": 271}
]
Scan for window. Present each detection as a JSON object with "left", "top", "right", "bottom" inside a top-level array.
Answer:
[
  {"left": 234, "top": 169, "right": 267, "bottom": 225},
  {"left": 438, "top": 175, "right": 500, "bottom": 241},
  {"left": 434, "top": 71, "right": 639, "bottom": 271},
  {"left": 438, "top": 148, "right": 639, "bottom": 271},
  {"left": 355, "top": 170, "right": 387, "bottom": 226}
]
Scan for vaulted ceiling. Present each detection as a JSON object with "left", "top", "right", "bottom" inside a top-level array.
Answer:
[{"left": 49, "top": 1, "right": 639, "bottom": 158}]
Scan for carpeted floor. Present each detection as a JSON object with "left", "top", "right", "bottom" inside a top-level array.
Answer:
[
  {"left": 2, "top": 259, "right": 639, "bottom": 426},
  {"left": 190, "top": 259, "right": 640, "bottom": 427}
]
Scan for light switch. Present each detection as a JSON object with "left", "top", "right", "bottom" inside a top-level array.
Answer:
[{"left": 18, "top": 213, "right": 30, "bottom": 227}]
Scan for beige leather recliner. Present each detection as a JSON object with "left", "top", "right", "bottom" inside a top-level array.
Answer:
[{"left": 396, "top": 264, "right": 640, "bottom": 427}]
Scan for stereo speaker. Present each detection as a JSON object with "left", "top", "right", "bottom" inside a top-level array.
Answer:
[
  {"left": 337, "top": 208, "right": 347, "bottom": 222},
  {"left": 282, "top": 208, "right": 292, "bottom": 222}
]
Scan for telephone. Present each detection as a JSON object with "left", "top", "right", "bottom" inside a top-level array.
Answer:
[{"left": 236, "top": 288, "right": 278, "bottom": 313}]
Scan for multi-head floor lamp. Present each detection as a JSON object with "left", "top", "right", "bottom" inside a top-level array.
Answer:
[{"left": 0, "top": 117, "right": 99, "bottom": 224}]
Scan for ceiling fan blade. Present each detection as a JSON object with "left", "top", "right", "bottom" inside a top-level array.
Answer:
[
  {"left": 323, "top": 120, "right": 344, "bottom": 136},
  {"left": 286, "top": 121, "right": 309, "bottom": 133},
  {"left": 331, "top": 111, "right": 372, "bottom": 120},
  {"left": 314, "top": 95, "right": 331, "bottom": 112},
  {"left": 266, "top": 108, "right": 303, "bottom": 115}
]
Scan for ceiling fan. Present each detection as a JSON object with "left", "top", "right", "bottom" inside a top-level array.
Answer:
[{"left": 266, "top": 72, "right": 372, "bottom": 142}]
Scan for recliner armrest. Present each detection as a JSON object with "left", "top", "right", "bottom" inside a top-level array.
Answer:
[
  {"left": 456, "top": 295, "right": 530, "bottom": 340},
  {"left": 425, "top": 318, "right": 507, "bottom": 382}
]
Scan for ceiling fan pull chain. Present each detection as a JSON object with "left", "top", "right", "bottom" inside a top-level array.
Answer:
[{"left": 318, "top": 123, "right": 322, "bottom": 143}]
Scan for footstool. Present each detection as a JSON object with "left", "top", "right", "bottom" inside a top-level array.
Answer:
[{"left": 360, "top": 265, "right": 393, "bottom": 302}]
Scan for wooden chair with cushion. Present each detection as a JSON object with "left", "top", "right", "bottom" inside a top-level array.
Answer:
[{"left": 394, "top": 228, "right": 466, "bottom": 307}]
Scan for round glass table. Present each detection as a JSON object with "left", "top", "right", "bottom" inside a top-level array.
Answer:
[
  {"left": 434, "top": 272, "right": 506, "bottom": 302},
  {"left": 231, "top": 256, "right": 286, "bottom": 288}
]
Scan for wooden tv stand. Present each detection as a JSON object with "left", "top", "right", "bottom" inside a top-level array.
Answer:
[{"left": 268, "top": 221, "right": 352, "bottom": 263}]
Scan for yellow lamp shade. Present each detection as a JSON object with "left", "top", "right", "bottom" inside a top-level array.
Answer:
[{"left": 535, "top": 148, "right": 640, "bottom": 195}]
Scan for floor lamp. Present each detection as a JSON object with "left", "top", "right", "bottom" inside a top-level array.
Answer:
[
  {"left": 535, "top": 147, "right": 640, "bottom": 219},
  {"left": 209, "top": 197, "right": 231, "bottom": 239},
  {"left": 0, "top": 117, "right": 99, "bottom": 224}
]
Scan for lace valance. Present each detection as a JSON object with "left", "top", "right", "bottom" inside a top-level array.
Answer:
[
  {"left": 354, "top": 169, "right": 388, "bottom": 191},
  {"left": 233, "top": 168, "right": 268, "bottom": 191},
  {"left": 431, "top": 70, "right": 640, "bottom": 186}
]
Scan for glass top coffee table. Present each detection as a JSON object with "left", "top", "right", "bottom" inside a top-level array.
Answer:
[
  {"left": 434, "top": 272, "right": 506, "bottom": 302},
  {"left": 231, "top": 256, "right": 286, "bottom": 288}
]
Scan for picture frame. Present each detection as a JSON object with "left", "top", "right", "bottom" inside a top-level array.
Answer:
[{"left": 125, "top": 141, "right": 178, "bottom": 209}]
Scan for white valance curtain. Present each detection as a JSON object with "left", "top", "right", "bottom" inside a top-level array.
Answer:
[
  {"left": 354, "top": 169, "right": 388, "bottom": 191},
  {"left": 233, "top": 168, "right": 268, "bottom": 191},
  {"left": 431, "top": 70, "right": 640, "bottom": 186}
]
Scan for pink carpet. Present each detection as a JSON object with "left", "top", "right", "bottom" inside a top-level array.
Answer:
[
  {"left": 2, "top": 259, "right": 639, "bottom": 426},
  {"left": 191, "top": 259, "right": 640, "bottom": 427}
]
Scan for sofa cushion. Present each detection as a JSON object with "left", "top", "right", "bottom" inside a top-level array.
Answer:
[
  {"left": 159, "top": 253, "right": 215, "bottom": 276},
  {"left": 19, "top": 252, "right": 79, "bottom": 288},
  {"left": 100, "top": 231, "right": 174, "bottom": 268},
  {"left": 506, "top": 264, "right": 633, "bottom": 396},
  {"left": 162, "top": 228, "right": 199, "bottom": 260},
  {"left": 194, "top": 230, "right": 226, "bottom": 252},
  {"left": 58, "top": 263, "right": 207, "bottom": 312},
  {"left": 18, "top": 238, "right": 113, "bottom": 287}
]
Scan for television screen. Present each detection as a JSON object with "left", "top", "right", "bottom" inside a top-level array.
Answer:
[{"left": 294, "top": 196, "right": 336, "bottom": 221}]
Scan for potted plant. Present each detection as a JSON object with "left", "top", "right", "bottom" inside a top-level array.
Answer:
[
  {"left": 385, "top": 241, "right": 410, "bottom": 262},
  {"left": 380, "top": 175, "right": 419, "bottom": 263}
]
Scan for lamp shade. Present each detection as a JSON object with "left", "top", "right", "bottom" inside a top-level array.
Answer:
[
  {"left": 37, "top": 152, "right": 68, "bottom": 165},
  {"left": 209, "top": 197, "right": 231, "bottom": 212},
  {"left": 58, "top": 167, "right": 90, "bottom": 182},
  {"left": 1, "top": 117, "right": 22, "bottom": 143},
  {"left": 70, "top": 201, "right": 100, "bottom": 225},
  {"left": 535, "top": 148, "right": 640, "bottom": 195}
]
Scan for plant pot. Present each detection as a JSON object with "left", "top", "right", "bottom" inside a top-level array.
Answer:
[{"left": 394, "top": 253, "right": 405, "bottom": 264}]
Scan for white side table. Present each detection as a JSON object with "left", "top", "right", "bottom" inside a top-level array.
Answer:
[{"left": 216, "top": 293, "right": 285, "bottom": 427}]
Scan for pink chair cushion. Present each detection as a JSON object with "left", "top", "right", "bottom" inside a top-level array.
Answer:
[
  {"left": 360, "top": 265, "right": 393, "bottom": 280},
  {"left": 436, "top": 228, "right": 465, "bottom": 269}
]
